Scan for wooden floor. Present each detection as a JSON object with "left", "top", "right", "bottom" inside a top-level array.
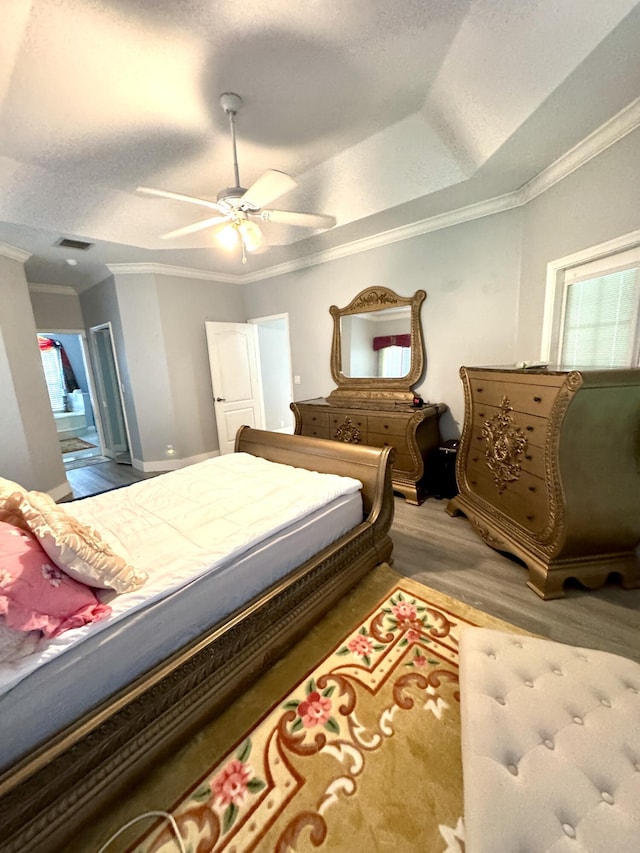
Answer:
[
  {"left": 64, "top": 459, "right": 640, "bottom": 662},
  {"left": 63, "top": 458, "right": 157, "bottom": 500}
]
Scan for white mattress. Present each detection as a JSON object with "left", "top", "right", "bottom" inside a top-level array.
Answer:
[{"left": 0, "top": 453, "right": 363, "bottom": 770}]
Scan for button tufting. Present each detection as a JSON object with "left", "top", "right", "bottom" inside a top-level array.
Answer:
[
  {"left": 507, "top": 764, "right": 518, "bottom": 776},
  {"left": 600, "top": 698, "right": 611, "bottom": 708},
  {"left": 488, "top": 652, "right": 496, "bottom": 659},
  {"left": 629, "top": 686, "right": 639, "bottom": 694},
  {"left": 573, "top": 716, "right": 584, "bottom": 725},
  {"left": 562, "top": 824, "right": 576, "bottom": 839},
  {"left": 552, "top": 668, "right": 563, "bottom": 676},
  {"left": 524, "top": 680, "right": 534, "bottom": 688},
  {"left": 543, "top": 739, "right": 554, "bottom": 750},
  {"left": 495, "top": 696, "right": 507, "bottom": 705},
  {"left": 513, "top": 641, "right": 523, "bottom": 648},
  {"left": 601, "top": 792, "right": 614, "bottom": 805}
]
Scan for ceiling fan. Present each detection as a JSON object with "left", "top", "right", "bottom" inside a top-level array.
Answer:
[{"left": 137, "top": 93, "right": 336, "bottom": 263}]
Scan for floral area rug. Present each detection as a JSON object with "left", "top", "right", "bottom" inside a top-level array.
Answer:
[{"left": 122, "top": 565, "right": 522, "bottom": 853}]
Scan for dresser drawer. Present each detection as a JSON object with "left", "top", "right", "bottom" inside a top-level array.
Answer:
[
  {"left": 329, "top": 412, "right": 366, "bottom": 432},
  {"left": 472, "top": 404, "right": 549, "bottom": 450},
  {"left": 300, "top": 423, "right": 330, "bottom": 440},
  {"left": 468, "top": 430, "right": 546, "bottom": 480},
  {"left": 465, "top": 462, "right": 548, "bottom": 534},
  {"left": 366, "top": 414, "right": 406, "bottom": 438},
  {"left": 301, "top": 410, "right": 330, "bottom": 429},
  {"left": 470, "top": 379, "right": 559, "bottom": 418}
]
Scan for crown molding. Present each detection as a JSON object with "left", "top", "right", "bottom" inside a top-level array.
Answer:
[
  {"left": 102, "top": 100, "right": 640, "bottom": 287},
  {"left": 28, "top": 282, "right": 77, "bottom": 295},
  {"left": 0, "top": 241, "right": 31, "bottom": 262},
  {"left": 105, "top": 262, "right": 239, "bottom": 283},
  {"left": 520, "top": 96, "right": 640, "bottom": 203}
]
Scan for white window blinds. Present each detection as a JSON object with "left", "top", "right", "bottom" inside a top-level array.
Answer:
[
  {"left": 40, "top": 345, "right": 66, "bottom": 412},
  {"left": 559, "top": 254, "right": 640, "bottom": 368}
]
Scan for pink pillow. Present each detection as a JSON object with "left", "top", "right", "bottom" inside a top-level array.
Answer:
[{"left": 0, "top": 521, "right": 112, "bottom": 638}]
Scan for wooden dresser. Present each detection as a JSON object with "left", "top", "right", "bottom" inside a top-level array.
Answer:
[
  {"left": 447, "top": 366, "right": 640, "bottom": 599},
  {"left": 291, "top": 398, "right": 446, "bottom": 505}
]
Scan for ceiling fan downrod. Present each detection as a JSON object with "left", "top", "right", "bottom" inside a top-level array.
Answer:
[{"left": 220, "top": 92, "right": 243, "bottom": 190}]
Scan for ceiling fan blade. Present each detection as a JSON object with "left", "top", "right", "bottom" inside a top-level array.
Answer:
[
  {"left": 260, "top": 209, "right": 336, "bottom": 229},
  {"left": 241, "top": 170, "right": 297, "bottom": 210},
  {"left": 160, "top": 215, "right": 231, "bottom": 240},
  {"left": 137, "top": 186, "right": 224, "bottom": 212}
]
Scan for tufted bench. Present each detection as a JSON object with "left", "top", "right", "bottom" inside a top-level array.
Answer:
[{"left": 459, "top": 627, "right": 640, "bottom": 852}]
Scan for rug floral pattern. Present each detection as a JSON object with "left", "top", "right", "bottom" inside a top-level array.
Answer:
[{"left": 133, "top": 585, "right": 473, "bottom": 852}]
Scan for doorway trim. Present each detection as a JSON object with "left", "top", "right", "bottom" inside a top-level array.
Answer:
[
  {"left": 89, "top": 321, "right": 133, "bottom": 461},
  {"left": 36, "top": 326, "right": 103, "bottom": 458},
  {"left": 248, "top": 312, "right": 294, "bottom": 433}
]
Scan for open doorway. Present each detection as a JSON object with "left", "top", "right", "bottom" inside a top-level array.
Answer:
[
  {"left": 37, "top": 331, "right": 104, "bottom": 470},
  {"left": 249, "top": 313, "right": 294, "bottom": 433}
]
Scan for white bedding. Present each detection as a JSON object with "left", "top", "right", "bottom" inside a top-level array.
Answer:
[{"left": 0, "top": 452, "right": 363, "bottom": 699}]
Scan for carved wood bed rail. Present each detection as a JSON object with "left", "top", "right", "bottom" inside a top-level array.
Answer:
[{"left": 0, "top": 428, "right": 395, "bottom": 853}]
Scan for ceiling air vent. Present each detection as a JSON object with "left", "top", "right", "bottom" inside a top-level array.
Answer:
[{"left": 55, "top": 237, "right": 93, "bottom": 251}]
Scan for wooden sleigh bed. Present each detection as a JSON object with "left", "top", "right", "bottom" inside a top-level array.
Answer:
[{"left": 0, "top": 428, "right": 395, "bottom": 853}]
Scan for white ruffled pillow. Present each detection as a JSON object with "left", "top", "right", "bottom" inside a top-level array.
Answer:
[{"left": 18, "top": 490, "right": 148, "bottom": 594}]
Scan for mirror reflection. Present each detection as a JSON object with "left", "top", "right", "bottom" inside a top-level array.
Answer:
[{"left": 340, "top": 306, "right": 412, "bottom": 378}]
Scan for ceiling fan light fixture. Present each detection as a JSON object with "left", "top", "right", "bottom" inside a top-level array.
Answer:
[
  {"left": 216, "top": 223, "right": 240, "bottom": 251},
  {"left": 238, "top": 218, "right": 263, "bottom": 253}
]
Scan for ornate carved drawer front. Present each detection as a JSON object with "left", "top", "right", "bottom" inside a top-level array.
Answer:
[
  {"left": 448, "top": 365, "right": 640, "bottom": 601},
  {"left": 329, "top": 412, "right": 365, "bottom": 443}
]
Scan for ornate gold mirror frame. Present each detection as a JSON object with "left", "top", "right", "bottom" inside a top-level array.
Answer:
[{"left": 327, "top": 286, "right": 426, "bottom": 407}]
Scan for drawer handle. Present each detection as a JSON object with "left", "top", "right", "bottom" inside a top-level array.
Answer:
[
  {"left": 470, "top": 479, "right": 477, "bottom": 486},
  {"left": 478, "top": 411, "right": 485, "bottom": 418},
  {"left": 476, "top": 386, "right": 484, "bottom": 393},
  {"left": 528, "top": 485, "right": 536, "bottom": 492},
  {"left": 472, "top": 456, "right": 479, "bottom": 462},
  {"left": 533, "top": 396, "right": 542, "bottom": 403},
  {"left": 525, "top": 454, "right": 533, "bottom": 460},
  {"left": 526, "top": 425, "right": 534, "bottom": 432},
  {"left": 526, "top": 514, "right": 535, "bottom": 521}
]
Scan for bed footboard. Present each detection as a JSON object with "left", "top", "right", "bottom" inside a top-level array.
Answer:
[{"left": 0, "top": 429, "right": 395, "bottom": 853}]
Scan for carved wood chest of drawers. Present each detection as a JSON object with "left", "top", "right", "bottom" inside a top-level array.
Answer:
[
  {"left": 291, "top": 398, "right": 446, "bottom": 504},
  {"left": 447, "top": 366, "right": 640, "bottom": 599}
]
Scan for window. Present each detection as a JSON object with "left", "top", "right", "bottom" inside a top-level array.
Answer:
[
  {"left": 378, "top": 345, "right": 411, "bottom": 378},
  {"left": 542, "top": 233, "right": 640, "bottom": 368},
  {"left": 38, "top": 337, "right": 66, "bottom": 412}
]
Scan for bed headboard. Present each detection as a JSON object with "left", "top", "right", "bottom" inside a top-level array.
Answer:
[{"left": 234, "top": 426, "right": 395, "bottom": 522}]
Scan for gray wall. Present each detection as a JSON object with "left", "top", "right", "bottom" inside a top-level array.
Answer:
[
  {"left": 518, "top": 125, "right": 640, "bottom": 360},
  {"left": 30, "top": 287, "right": 84, "bottom": 331},
  {"left": 7, "top": 123, "right": 639, "bottom": 486},
  {"left": 0, "top": 255, "right": 67, "bottom": 494},
  {"left": 243, "top": 208, "right": 523, "bottom": 437}
]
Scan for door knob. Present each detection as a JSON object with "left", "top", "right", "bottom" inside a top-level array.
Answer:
[{"left": 216, "top": 397, "right": 226, "bottom": 402}]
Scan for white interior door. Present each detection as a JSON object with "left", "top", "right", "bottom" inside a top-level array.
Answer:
[{"left": 205, "top": 321, "right": 265, "bottom": 454}]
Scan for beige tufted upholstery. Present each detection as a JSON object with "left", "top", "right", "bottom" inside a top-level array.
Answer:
[{"left": 459, "top": 627, "right": 640, "bottom": 852}]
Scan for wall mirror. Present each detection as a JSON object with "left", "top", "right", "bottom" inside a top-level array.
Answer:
[{"left": 328, "top": 286, "right": 426, "bottom": 407}]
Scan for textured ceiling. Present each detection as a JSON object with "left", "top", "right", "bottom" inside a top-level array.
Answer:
[{"left": 1, "top": 0, "right": 640, "bottom": 289}]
